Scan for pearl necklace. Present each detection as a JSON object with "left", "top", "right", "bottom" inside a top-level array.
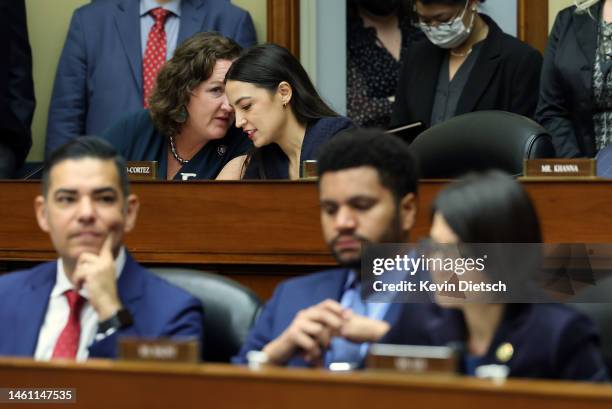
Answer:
[{"left": 169, "top": 135, "right": 189, "bottom": 165}]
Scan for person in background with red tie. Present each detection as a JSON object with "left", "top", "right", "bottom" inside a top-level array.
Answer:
[
  {"left": 0, "top": 136, "right": 203, "bottom": 360},
  {"left": 45, "top": 0, "right": 256, "bottom": 157}
]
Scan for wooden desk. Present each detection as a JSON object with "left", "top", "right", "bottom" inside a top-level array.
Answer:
[
  {"left": 0, "top": 358, "right": 610, "bottom": 409},
  {"left": 1, "top": 180, "right": 612, "bottom": 299}
]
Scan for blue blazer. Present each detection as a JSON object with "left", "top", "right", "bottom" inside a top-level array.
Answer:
[
  {"left": 0, "top": 252, "right": 203, "bottom": 359},
  {"left": 383, "top": 304, "right": 609, "bottom": 381},
  {"left": 45, "top": 0, "right": 257, "bottom": 157},
  {"left": 243, "top": 116, "right": 354, "bottom": 179},
  {"left": 233, "top": 268, "right": 415, "bottom": 367},
  {"left": 101, "top": 109, "right": 251, "bottom": 180}
]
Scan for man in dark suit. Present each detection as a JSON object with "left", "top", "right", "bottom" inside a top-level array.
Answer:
[
  {"left": 0, "top": 137, "right": 203, "bottom": 359},
  {"left": 0, "top": 0, "right": 35, "bottom": 178},
  {"left": 234, "top": 129, "right": 423, "bottom": 367},
  {"left": 45, "top": 0, "right": 257, "bottom": 157}
]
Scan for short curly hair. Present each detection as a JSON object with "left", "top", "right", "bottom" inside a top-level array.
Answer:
[{"left": 148, "top": 32, "right": 242, "bottom": 138}]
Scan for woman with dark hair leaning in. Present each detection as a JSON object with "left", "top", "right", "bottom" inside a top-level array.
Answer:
[
  {"left": 101, "top": 32, "right": 251, "bottom": 180},
  {"left": 390, "top": 0, "right": 542, "bottom": 128},
  {"left": 217, "top": 44, "right": 354, "bottom": 180},
  {"left": 383, "top": 171, "right": 608, "bottom": 381}
]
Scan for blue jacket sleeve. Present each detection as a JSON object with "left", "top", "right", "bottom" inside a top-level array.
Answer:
[
  {"left": 45, "top": 9, "right": 89, "bottom": 158},
  {"left": 88, "top": 296, "right": 204, "bottom": 359},
  {"left": 556, "top": 313, "right": 609, "bottom": 382},
  {"left": 232, "top": 285, "right": 282, "bottom": 365}
]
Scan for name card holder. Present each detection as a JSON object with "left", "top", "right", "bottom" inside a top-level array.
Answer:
[
  {"left": 119, "top": 338, "right": 199, "bottom": 363},
  {"left": 524, "top": 159, "right": 596, "bottom": 178},
  {"left": 126, "top": 161, "right": 158, "bottom": 181},
  {"left": 366, "top": 344, "right": 459, "bottom": 374}
]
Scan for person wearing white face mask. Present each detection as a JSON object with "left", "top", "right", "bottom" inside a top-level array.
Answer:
[{"left": 390, "top": 0, "right": 542, "bottom": 129}]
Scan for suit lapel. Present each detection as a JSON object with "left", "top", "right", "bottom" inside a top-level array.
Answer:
[
  {"left": 178, "top": 0, "right": 205, "bottom": 44},
  {"left": 312, "top": 269, "right": 350, "bottom": 303},
  {"left": 14, "top": 264, "right": 56, "bottom": 356},
  {"left": 574, "top": 3, "right": 599, "bottom": 91},
  {"left": 456, "top": 16, "right": 502, "bottom": 115},
  {"left": 113, "top": 0, "right": 143, "bottom": 93},
  {"left": 413, "top": 44, "right": 445, "bottom": 126},
  {"left": 116, "top": 252, "right": 145, "bottom": 309}
]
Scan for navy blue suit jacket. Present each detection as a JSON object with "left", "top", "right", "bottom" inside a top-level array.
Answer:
[
  {"left": 45, "top": 0, "right": 256, "bottom": 157},
  {"left": 233, "top": 268, "right": 414, "bottom": 367},
  {"left": 243, "top": 116, "right": 354, "bottom": 179},
  {"left": 0, "top": 252, "right": 203, "bottom": 359},
  {"left": 383, "top": 304, "right": 609, "bottom": 381}
]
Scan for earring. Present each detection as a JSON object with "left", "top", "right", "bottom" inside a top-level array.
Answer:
[{"left": 176, "top": 106, "right": 188, "bottom": 123}]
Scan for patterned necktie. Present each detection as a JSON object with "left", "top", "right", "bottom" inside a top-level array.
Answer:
[
  {"left": 51, "top": 290, "right": 86, "bottom": 359},
  {"left": 142, "top": 7, "right": 171, "bottom": 108}
]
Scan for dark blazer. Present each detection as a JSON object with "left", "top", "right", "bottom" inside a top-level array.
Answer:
[
  {"left": 0, "top": 252, "right": 204, "bottom": 359},
  {"left": 390, "top": 15, "right": 542, "bottom": 128},
  {"left": 101, "top": 109, "right": 251, "bottom": 180},
  {"left": 45, "top": 0, "right": 256, "bottom": 157},
  {"left": 383, "top": 304, "right": 608, "bottom": 381},
  {"left": 232, "top": 269, "right": 420, "bottom": 367},
  {"left": 243, "top": 116, "right": 354, "bottom": 179},
  {"left": 0, "top": 0, "right": 35, "bottom": 170},
  {"left": 536, "top": 3, "right": 600, "bottom": 158}
]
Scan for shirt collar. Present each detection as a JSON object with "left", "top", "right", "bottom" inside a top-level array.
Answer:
[
  {"left": 53, "top": 247, "right": 127, "bottom": 299},
  {"left": 140, "top": 0, "right": 182, "bottom": 18}
]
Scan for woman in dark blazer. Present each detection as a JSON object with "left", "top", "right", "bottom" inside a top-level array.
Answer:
[
  {"left": 382, "top": 171, "right": 608, "bottom": 381},
  {"left": 536, "top": 0, "right": 610, "bottom": 158},
  {"left": 218, "top": 44, "right": 353, "bottom": 180},
  {"left": 390, "top": 0, "right": 542, "bottom": 129}
]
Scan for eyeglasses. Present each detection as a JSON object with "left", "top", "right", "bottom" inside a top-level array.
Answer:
[{"left": 413, "top": 0, "right": 470, "bottom": 28}]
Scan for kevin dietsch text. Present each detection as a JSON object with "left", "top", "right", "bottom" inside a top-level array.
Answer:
[{"left": 372, "top": 280, "right": 507, "bottom": 293}]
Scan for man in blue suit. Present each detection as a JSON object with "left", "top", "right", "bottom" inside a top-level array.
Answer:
[
  {"left": 234, "top": 129, "right": 424, "bottom": 367},
  {"left": 45, "top": 0, "right": 257, "bottom": 157},
  {"left": 0, "top": 136, "right": 203, "bottom": 360}
]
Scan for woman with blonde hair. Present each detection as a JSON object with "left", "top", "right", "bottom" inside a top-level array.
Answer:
[{"left": 537, "top": 0, "right": 612, "bottom": 157}]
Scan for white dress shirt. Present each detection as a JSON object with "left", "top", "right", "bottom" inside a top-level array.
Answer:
[{"left": 34, "top": 247, "right": 126, "bottom": 361}]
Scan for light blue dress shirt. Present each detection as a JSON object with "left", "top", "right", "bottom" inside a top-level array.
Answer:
[
  {"left": 325, "top": 270, "right": 390, "bottom": 366},
  {"left": 140, "top": 0, "right": 181, "bottom": 60}
]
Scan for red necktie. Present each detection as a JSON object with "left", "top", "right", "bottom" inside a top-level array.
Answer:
[
  {"left": 143, "top": 7, "right": 171, "bottom": 108},
  {"left": 51, "top": 290, "right": 86, "bottom": 359}
]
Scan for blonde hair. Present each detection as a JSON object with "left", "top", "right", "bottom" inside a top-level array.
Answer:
[{"left": 574, "top": 0, "right": 599, "bottom": 14}]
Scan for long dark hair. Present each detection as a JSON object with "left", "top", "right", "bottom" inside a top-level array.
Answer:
[
  {"left": 225, "top": 43, "right": 339, "bottom": 179},
  {"left": 432, "top": 171, "right": 541, "bottom": 243},
  {"left": 225, "top": 43, "right": 338, "bottom": 126}
]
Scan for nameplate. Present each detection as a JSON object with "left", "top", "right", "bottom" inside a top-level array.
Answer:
[
  {"left": 366, "top": 344, "right": 459, "bottom": 374},
  {"left": 119, "top": 338, "right": 199, "bottom": 363},
  {"left": 126, "top": 161, "right": 157, "bottom": 181},
  {"left": 524, "top": 159, "right": 595, "bottom": 178}
]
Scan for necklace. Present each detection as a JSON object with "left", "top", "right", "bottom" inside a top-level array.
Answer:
[
  {"left": 169, "top": 135, "right": 189, "bottom": 165},
  {"left": 450, "top": 47, "right": 473, "bottom": 57}
]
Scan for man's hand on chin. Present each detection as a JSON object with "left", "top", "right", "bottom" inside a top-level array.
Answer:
[{"left": 72, "top": 233, "right": 122, "bottom": 321}]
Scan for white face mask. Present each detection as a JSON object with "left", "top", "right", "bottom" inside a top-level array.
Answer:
[{"left": 419, "top": 0, "right": 476, "bottom": 49}]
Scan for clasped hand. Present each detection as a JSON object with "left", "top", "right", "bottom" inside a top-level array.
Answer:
[{"left": 263, "top": 299, "right": 390, "bottom": 366}]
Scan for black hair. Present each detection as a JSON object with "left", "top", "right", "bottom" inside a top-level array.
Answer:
[
  {"left": 225, "top": 43, "right": 339, "bottom": 125},
  {"left": 415, "top": 0, "right": 486, "bottom": 6},
  {"left": 432, "top": 171, "right": 541, "bottom": 243},
  {"left": 42, "top": 136, "right": 129, "bottom": 197},
  {"left": 317, "top": 128, "right": 418, "bottom": 201}
]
